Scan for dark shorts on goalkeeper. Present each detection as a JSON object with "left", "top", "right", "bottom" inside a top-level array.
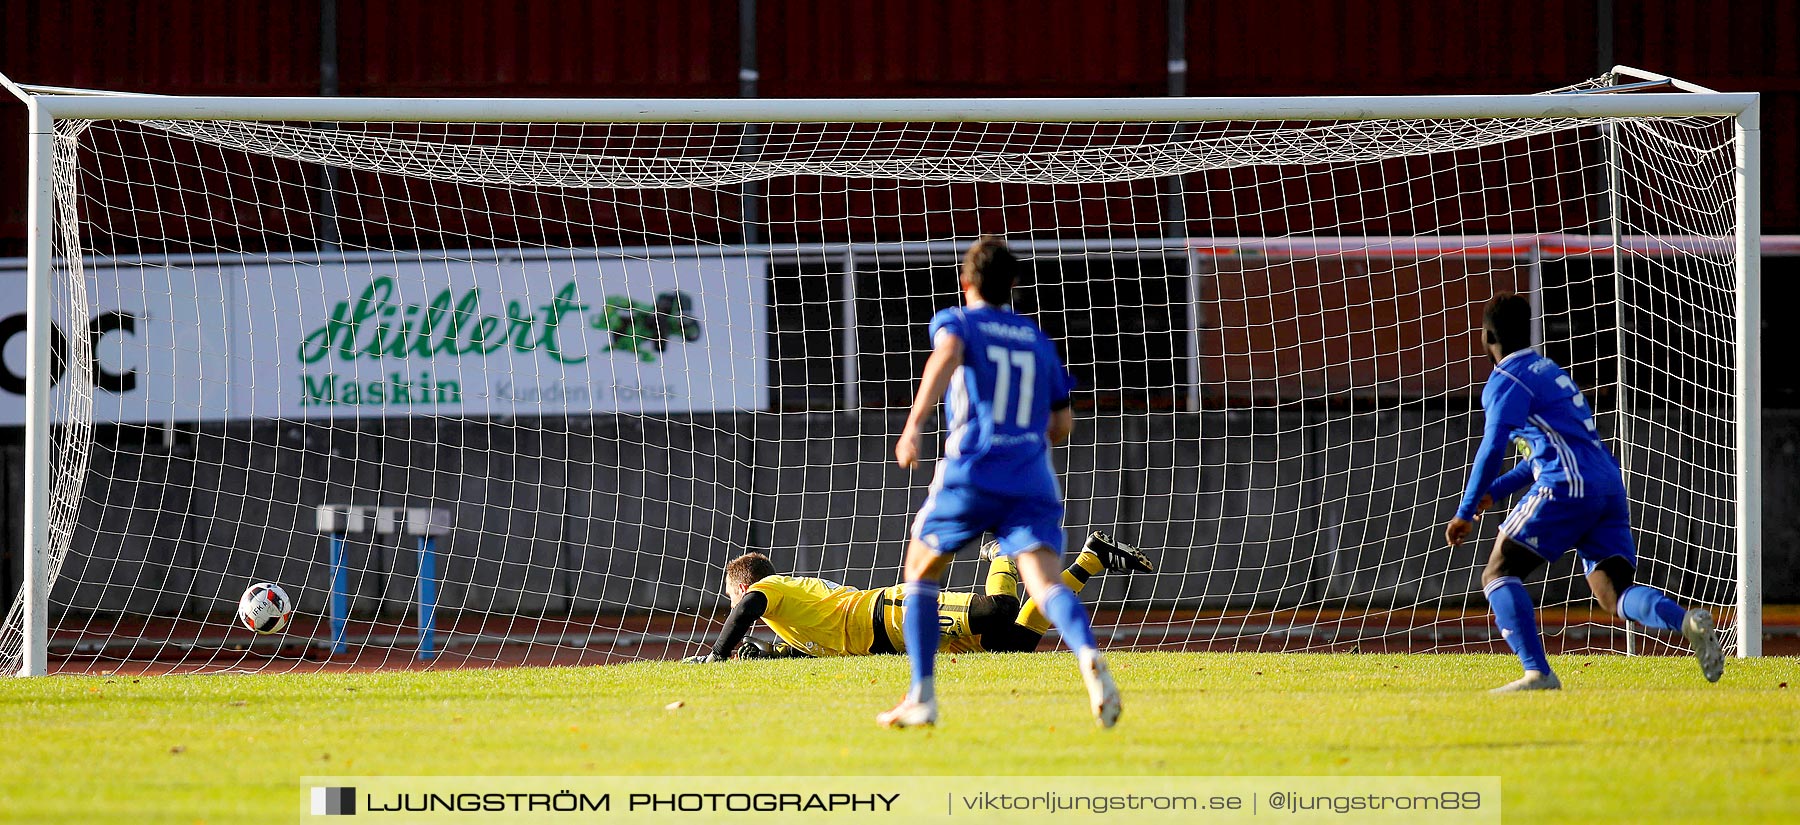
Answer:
[
  {"left": 1499, "top": 486, "right": 1637, "bottom": 574},
  {"left": 910, "top": 485, "right": 1065, "bottom": 557}
]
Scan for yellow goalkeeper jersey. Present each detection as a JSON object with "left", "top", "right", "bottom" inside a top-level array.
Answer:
[
  {"left": 749, "top": 576, "right": 985, "bottom": 657},
  {"left": 748, "top": 575, "right": 886, "bottom": 657}
]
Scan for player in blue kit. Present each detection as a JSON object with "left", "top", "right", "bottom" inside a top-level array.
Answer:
[
  {"left": 878, "top": 236, "right": 1121, "bottom": 729},
  {"left": 1445, "top": 294, "right": 1724, "bottom": 692}
]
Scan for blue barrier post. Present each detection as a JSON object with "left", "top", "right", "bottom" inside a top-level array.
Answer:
[
  {"left": 328, "top": 533, "right": 349, "bottom": 655},
  {"left": 417, "top": 535, "right": 438, "bottom": 660},
  {"left": 318, "top": 504, "right": 451, "bottom": 662}
]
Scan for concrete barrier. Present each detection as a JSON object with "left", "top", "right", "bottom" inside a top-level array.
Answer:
[{"left": 11, "top": 408, "right": 1798, "bottom": 622}]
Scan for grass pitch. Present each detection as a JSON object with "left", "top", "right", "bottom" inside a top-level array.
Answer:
[{"left": 1, "top": 652, "right": 1795, "bottom": 824}]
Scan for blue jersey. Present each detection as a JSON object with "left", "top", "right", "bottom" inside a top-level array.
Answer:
[
  {"left": 1457, "top": 349, "right": 1626, "bottom": 521},
  {"left": 928, "top": 304, "right": 1075, "bottom": 501}
]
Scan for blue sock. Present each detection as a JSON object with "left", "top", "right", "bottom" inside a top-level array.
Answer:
[
  {"left": 1618, "top": 584, "right": 1687, "bottom": 631},
  {"left": 901, "top": 580, "right": 941, "bottom": 702},
  {"left": 1039, "top": 585, "right": 1098, "bottom": 654},
  {"left": 1484, "top": 576, "right": 1552, "bottom": 674}
]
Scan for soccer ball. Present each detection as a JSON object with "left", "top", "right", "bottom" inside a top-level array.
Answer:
[{"left": 237, "top": 582, "right": 293, "bottom": 635}]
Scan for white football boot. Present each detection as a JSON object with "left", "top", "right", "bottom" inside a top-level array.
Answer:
[
  {"left": 1489, "top": 670, "right": 1562, "bottom": 694},
  {"left": 1682, "top": 608, "right": 1724, "bottom": 683},
  {"left": 876, "top": 697, "right": 938, "bottom": 728},
  {"left": 1079, "top": 648, "right": 1122, "bottom": 728}
]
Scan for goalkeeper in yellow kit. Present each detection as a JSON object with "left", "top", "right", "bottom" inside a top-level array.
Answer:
[{"left": 686, "top": 531, "right": 1153, "bottom": 661}]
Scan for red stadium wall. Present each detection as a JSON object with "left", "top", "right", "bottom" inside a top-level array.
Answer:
[
  {"left": 1610, "top": 0, "right": 1800, "bottom": 260},
  {"left": 758, "top": 0, "right": 1167, "bottom": 98},
  {"left": 336, "top": 0, "right": 739, "bottom": 98},
  {"left": 1184, "top": 0, "right": 1604, "bottom": 95},
  {"left": 3, "top": 0, "right": 1796, "bottom": 254}
]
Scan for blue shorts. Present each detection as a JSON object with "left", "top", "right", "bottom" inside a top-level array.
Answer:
[
  {"left": 1498, "top": 487, "right": 1637, "bottom": 574},
  {"left": 910, "top": 484, "right": 1065, "bottom": 557}
]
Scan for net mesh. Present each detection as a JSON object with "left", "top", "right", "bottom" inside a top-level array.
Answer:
[{"left": 1, "top": 98, "right": 1745, "bottom": 675}]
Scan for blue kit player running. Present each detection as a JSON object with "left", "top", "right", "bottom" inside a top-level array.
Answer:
[
  {"left": 878, "top": 235, "right": 1121, "bottom": 729},
  {"left": 1445, "top": 294, "right": 1724, "bottom": 693}
]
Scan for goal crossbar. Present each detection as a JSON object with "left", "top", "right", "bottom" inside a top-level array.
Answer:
[{"left": 9, "top": 87, "right": 1762, "bottom": 125}]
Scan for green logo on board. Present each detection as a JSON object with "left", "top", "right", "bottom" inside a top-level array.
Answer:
[{"left": 295, "top": 275, "right": 701, "bottom": 407}]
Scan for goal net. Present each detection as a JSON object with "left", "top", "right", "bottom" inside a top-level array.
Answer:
[{"left": 2, "top": 79, "right": 1757, "bottom": 675}]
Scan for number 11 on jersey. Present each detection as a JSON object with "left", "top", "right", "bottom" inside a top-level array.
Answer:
[{"left": 986, "top": 345, "right": 1035, "bottom": 427}]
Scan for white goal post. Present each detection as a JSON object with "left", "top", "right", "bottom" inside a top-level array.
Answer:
[{"left": 2, "top": 75, "right": 1761, "bottom": 676}]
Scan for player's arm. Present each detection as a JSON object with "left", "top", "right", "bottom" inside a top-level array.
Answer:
[
  {"left": 686, "top": 591, "right": 769, "bottom": 663},
  {"left": 1047, "top": 407, "right": 1074, "bottom": 445},
  {"left": 1445, "top": 377, "right": 1530, "bottom": 547},
  {"left": 1486, "top": 457, "right": 1534, "bottom": 502},
  {"left": 1045, "top": 342, "right": 1077, "bottom": 445},
  {"left": 896, "top": 330, "right": 964, "bottom": 469}
]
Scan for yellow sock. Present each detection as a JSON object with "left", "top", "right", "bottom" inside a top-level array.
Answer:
[
  {"left": 985, "top": 555, "right": 1021, "bottom": 598},
  {"left": 1066, "top": 549, "right": 1105, "bottom": 593},
  {"left": 1015, "top": 550, "right": 1107, "bottom": 635}
]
